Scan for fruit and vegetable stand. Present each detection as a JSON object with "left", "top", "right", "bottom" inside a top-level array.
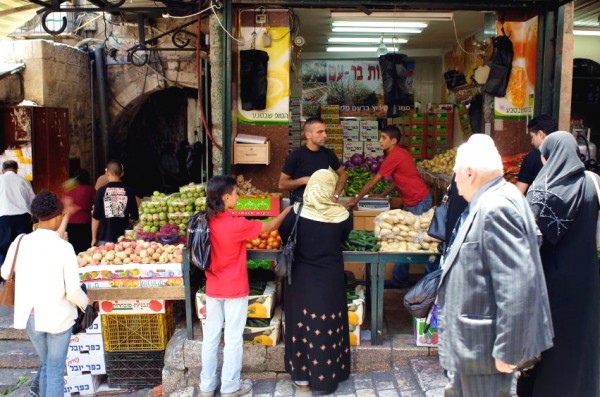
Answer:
[{"left": 246, "top": 250, "right": 439, "bottom": 345}]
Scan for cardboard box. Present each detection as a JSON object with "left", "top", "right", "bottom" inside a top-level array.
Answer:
[
  {"left": 343, "top": 141, "right": 364, "bottom": 162},
  {"left": 341, "top": 119, "right": 360, "bottom": 140},
  {"left": 64, "top": 374, "right": 103, "bottom": 396},
  {"left": 233, "top": 141, "right": 270, "bottom": 165},
  {"left": 360, "top": 120, "right": 379, "bottom": 141},
  {"left": 363, "top": 141, "right": 383, "bottom": 158},
  {"left": 81, "top": 279, "right": 140, "bottom": 289},
  {"left": 200, "top": 307, "right": 282, "bottom": 347},
  {"left": 78, "top": 265, "right": 141, "bottom": 282},
  {"left": 349, "top": 324, "right": 361, "bottom": 346},
  {"left": 232, "top": 195, "right": 281, "bottom": 217},
  {"left": 414, "top": 316, "right": 438, "bottom": 347},
  {"left": 66, "top": 353, "right": 107, "bottom": 375},
  {"left": 98, "top": 299, "right": 166, "bottom": 314},
  {"left": 138, "top": 263, "right": 182, "bottom": 278},
  {"left": 243, "top": 307, "right": 281, "bottom": 346},
  {"left": 348, "top": 285, "right": 366, "bottom": 326},
  {"left": 68, "top": 333, "right": 104, "bottom": 355},
  {"left": 352, "top": 210, "right": 381, "bottom": 231},
  {"left": 196, "top": 281, "right": 278, "bottom": 319},
  {"left": 85, "top": 316, "right": 102, "bottom": 334},
  {"left": 138, "top": 277, "right": 183, "bottom": 287}
]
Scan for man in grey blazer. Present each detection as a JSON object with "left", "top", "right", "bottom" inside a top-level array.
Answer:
[{"left": 437, "top": 135, "right": 554, "bottom": 396}]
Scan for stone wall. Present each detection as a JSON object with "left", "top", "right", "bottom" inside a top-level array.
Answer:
[{"left": 0, "top": 39, "right": 93, "bottom": 173}]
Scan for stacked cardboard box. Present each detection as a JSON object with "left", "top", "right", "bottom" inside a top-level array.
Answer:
[{"left": 64, "top": 326, "right": 105, "bottom": 396}]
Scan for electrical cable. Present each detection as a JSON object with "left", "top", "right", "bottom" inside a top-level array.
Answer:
[
  {"left": 210, "top": 0, "right": 244, "bottom": 43},
  {"left": 162, "top": 4, "right": 215, "bottom": 19},
  {"left": 452, "top": 17, "right": 486, "bottom": 57}
]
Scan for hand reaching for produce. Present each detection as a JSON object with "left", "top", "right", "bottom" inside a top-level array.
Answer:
[{"left": 345, "top": 198, "right": 358, "bottom": 209}]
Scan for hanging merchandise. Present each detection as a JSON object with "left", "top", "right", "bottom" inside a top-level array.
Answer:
[
  {"left": 443, "top": 70, "right": 467, "bottom": 90},
  {"left": 468, "top": 93, "right": 484, "bottom": 134},
  {"left": 379, "top": 53, "right": 414, "bottom": 117},
  {"left": 240, "top": 49, "right": 269, "bottom": 110},
  {"left": 482, "top": 26, "right": 513, "bottom": 97}
]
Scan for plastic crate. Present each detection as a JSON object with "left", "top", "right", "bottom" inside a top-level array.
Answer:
[
  {"left": 106, "top": 350, "right": 164, "bottom": 388},
  {"left": 101, "top": 305, "right": 174, "bottom": 352}
]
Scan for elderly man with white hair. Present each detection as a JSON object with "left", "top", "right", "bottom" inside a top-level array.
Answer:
[{"left": 436, "top": 134, "right": 554, "bottom": 397}]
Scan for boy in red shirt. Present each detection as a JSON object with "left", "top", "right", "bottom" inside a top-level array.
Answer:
[
  {"left": 347, "top": 126, "right": 432, "bottom": 287},
  {"left": 200, "top": 176, "right": 291, "bottom": 397}
]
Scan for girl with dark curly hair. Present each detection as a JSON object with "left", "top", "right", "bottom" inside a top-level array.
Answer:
[{"left": 1, "top": 190, "right": 88, "bottom": 397}]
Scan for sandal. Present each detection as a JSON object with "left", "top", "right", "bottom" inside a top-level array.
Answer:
[{"left": 292, "top": 381, "right": 311, "bottom": 392}]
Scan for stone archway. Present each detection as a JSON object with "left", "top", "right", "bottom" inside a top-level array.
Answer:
[{"left": 105, "top": 62, "right": 203, "bottom": 196}]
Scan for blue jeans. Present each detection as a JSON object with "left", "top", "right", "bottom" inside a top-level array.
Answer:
[
  {"left": 200, "top": 296, "right": 248, "bottom": 394},
  {"left": 26, "top": 316, "right": 72, "bottom": 397},
  {"left": 393, "top": 194, "right": 434, "bottom": 287}
]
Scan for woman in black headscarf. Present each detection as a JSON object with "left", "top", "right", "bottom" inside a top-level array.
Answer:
[{"left": 517, "top": 131, "right": 600, "bottom": 396}]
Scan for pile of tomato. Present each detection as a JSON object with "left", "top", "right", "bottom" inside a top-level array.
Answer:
[{"left": 246, "top": 230, "right": 282, "bottom": 250}]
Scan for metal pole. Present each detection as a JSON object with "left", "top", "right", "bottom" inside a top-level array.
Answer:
[
  {"left": 93, "top": 46, "right": 110, "bottom": 164},
  {"left": 221, "top": 0, "right": 232, "bottom": 175}
]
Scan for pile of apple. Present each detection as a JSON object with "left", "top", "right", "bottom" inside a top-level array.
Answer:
[
  {"left": 77, "top": 240, "right": 185, "bottom": 266},
  {"left": 246, "top": 230, "right": 282, "bottom": 250}
]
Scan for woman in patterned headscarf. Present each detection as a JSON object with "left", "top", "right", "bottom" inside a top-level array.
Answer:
[
  {"left": 280, "top": 169, "right": 352, "bottom": 394},
  {"left": 518, "top": 131, "right": 600, "bottom": 396}
]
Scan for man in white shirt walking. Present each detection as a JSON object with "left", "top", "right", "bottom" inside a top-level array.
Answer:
[{"left": 0, "top": 160, "right": 35, "bottom": 269}]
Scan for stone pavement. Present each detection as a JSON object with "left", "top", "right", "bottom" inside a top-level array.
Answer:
[{"left": 0, "top": 288, "right": 517, "bottom": 397}]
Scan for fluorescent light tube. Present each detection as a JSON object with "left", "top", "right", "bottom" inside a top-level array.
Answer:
[
  {"left": 326, "top": 46, "right": 401, "bottom": 52},
  {"left": 332, "top": 21, "right": 427, "bottom": 28},
  {"left": 332, "top": 27, "right": 422, "bottom": 34},
  {"left": 331, "top": 11, "right": 453, "bottom": 21},
  {"left": 574, "top": 28, "right": 600, "bottom": 36},
  {"left": 328, "top": 37, "right": 408, "bottom": 44}
]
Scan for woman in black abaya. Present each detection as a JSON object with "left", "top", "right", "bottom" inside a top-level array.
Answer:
[{"left": 518, "top": 131, "right": 600, "bottom": 396}]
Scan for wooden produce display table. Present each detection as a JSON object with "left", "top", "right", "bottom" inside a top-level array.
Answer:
[{"left": 247, "top": 250, "right": 440, "bottom": 345}]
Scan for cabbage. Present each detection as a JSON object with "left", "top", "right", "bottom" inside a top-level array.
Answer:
[
  {"left": 350, "top": 153, "right": 364, "bottom": 165},
  {"left": 344, "top": 160, "right": 354, "bottom": 169}
]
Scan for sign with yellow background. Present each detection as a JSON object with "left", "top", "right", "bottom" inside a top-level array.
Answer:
[
  {"left": 494, "top": 17, "right": 538, "bottom": 119},
  {"left": 238, "top": 27, "right": 290, "bottom": 125}
]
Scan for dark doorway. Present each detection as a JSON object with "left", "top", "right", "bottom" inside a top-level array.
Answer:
[{"left": 114, "top": 87, "right": 197, "bottom": 197}]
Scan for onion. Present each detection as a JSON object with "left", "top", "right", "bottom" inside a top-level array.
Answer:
[{"left": 370, "top": 162, "right": 380, "bottom": 173}]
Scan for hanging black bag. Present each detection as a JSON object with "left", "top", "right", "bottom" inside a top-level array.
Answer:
[
  {"left": 240, "top": 49, "right": 269, "bottom": 110},
  {"left": 274, "top": 204, "right": 303, "bottom": 285},
  {"left": 443, "top": 70, "right": 467, "bottom": 90},
  {"left": 187, "top": 211, "right": 211, "bottom": 271},
  {"left": 482, "top": 32, "right": 514, "bottom": 97},
  {"left": 379, "top": 53, "right": 414, "bottom": 116}
]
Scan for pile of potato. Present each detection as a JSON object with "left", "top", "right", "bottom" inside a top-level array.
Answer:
[
  {"left": 421, "top": 148, "right": 457, "bottom": 175},
  {"left": 374, "top": 208, "right": 440, "bottom": 253}
]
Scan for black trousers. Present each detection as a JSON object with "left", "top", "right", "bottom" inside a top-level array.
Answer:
[{"left": 0, "top": 213, "right": 32, "bottom": 268}]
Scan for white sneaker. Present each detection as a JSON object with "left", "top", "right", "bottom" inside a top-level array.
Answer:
[{"left": 221, "top": 379, "right": 253, "bottom": 397}]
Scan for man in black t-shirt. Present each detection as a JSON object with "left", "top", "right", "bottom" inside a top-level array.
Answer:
[
  {"left": 279, "top": 117, "right": 347, "bottom": 204},
  {"left": 92, "top": 161, "right": 139, "bottom": 245},
  {"left": 516, "top": 114, "right": 557, "bottom": 194}
]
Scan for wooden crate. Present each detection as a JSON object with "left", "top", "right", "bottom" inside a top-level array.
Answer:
[
  {"left": 352, "top": 210, "right": 382, "bottom": 231},
  {"left": 234, "top": 141, "right": 270, "bottom": 165}
]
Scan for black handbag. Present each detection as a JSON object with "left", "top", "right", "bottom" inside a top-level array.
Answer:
[
  {"left": 72, "top": 284, "right": 98, "bottom": 334},
  {"left": 403, "top": 268, "right": 442, "bottom": 319},
  {"left": 274, "top": 204, "right": 303, "bottom": 285},
  {"left": 427, "top": 194, "right": 448, "bottom": 242},
  {"left": 73, "top": 303, "right": 98, "bottom": 334}
]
